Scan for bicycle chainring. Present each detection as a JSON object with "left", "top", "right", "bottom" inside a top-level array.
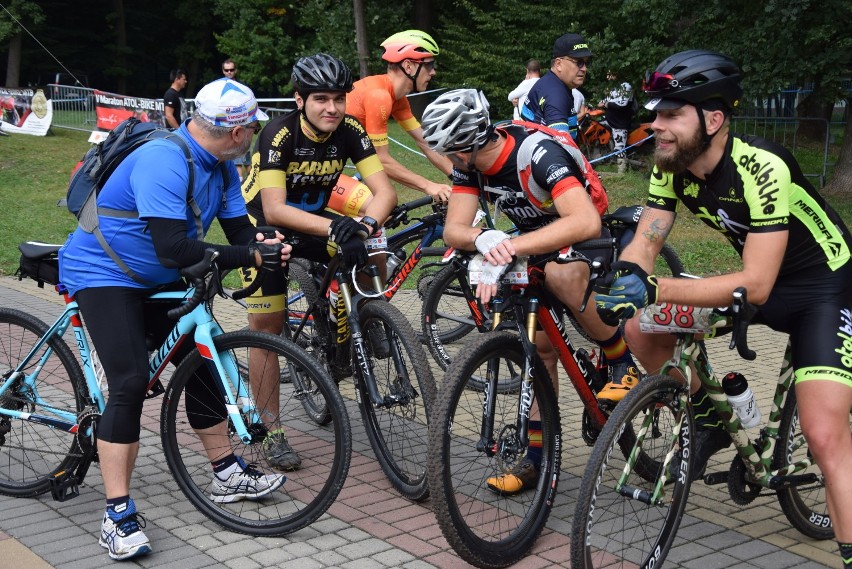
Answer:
[
  {"left": 75, "top": 409, "right": 101, "bottom": 456},
  {"left": 727, "top": 455, "right": 762, "bottom": 505},
  {"left": 581, "top": 408, "right": 601, "bottom": 446}
]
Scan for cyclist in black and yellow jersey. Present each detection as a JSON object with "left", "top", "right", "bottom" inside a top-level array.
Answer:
[
  {"left": 593, "top": 50, "right": 852, "bottom": 567},
  {"left": 240, "top": 53, "right": 397, "bottom": 471}
]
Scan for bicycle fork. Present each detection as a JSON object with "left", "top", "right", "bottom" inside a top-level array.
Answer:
[
  {"left": 476, "top": 297, "right": 539, "bottom": 462},
  {"left": 343, "top": 269, "right": 417, "bottom": 408}
]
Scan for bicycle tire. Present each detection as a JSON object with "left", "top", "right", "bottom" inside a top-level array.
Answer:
[
  {"left": 385, "top": 228, "right": 446, "bottom": 342},
  {"left": 571, "top": 374, "right": 693, "bottom": 569},
  {"left": 287, "top": 260, "right": 333, "bottom": 426},
  {"left": 774, "top": 384, "right": 836, "bottom": 540},
  {"left": 356, "top": 300, "right": 435, "bottom": 501},
  {"left": 421, "top": 263, "right": 486, "bottom": 370},
  {"left": 428, "top": 332, "right": 560, "bottom": 568},
  {"left": 0, "top": 308, "right": 89, "bottom": 497},
  {"left": 160, "top": 330, "right": 351, "bottom": 536}
]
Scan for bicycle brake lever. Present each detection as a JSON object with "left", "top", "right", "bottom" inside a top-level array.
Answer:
[{"left": 579, "top": 257, "right": 605, "bottom": 313}]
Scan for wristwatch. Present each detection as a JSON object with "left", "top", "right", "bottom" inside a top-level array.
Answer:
[{"left": 360, "top": 216, "right": 379, "bottom": 236}]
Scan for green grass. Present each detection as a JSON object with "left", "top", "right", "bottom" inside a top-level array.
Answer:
[{"left": 1, "top": 121, "right": 850, "bottom": 280}]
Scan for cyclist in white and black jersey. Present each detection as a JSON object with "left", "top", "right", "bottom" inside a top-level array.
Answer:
[
  {"left": 421, "top": 88, "right": 641, "bottom": 496},
  {"left": 594, "top": 50, "right": 852, "bottom": 567}
]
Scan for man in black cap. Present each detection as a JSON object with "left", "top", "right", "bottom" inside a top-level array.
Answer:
[{"left": 520, "top": 32, "right": 593, "bottom": 140}]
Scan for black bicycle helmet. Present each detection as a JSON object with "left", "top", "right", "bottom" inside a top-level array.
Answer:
[
  {"left": 643, "top": 50, "right": 742, "bottom": 112},
  {"left": 291, "top": 53, "right": 353, "bottom": 95}
]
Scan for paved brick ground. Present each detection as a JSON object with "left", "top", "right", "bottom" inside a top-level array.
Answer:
[{"left": 0, "top": 275, "right": 839, "bottom": 568}]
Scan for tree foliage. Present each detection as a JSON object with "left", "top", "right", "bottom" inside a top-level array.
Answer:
[{"left": 1, "top": 0, "right": 848, "bottom": 183}]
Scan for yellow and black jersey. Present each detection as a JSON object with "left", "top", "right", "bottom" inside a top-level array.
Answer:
[
  {"left": 242, "top": 109, "right": 382, "bottom": 220},
  {"left": 647, "top": 133, "right": 850, "bottom": 277}
]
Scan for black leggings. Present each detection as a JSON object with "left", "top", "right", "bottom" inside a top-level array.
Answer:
[{"left": 76, "top": 285, "right": 227, "bottom": 444}]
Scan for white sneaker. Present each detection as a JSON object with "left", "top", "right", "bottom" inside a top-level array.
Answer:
[
  {"left": 210, "top": 459, "right": 286, "bottom": 503},
  {"left": 99, "top": 511, "right": 152, "bottom": 561}
]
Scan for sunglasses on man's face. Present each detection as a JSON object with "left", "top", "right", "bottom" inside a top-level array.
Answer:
[
  {"left": 410, "top": 59, "right": 436, "bottom": 71},
  {"left": 561, "top": 57, "right": 591, "bottom": 69},
  {"left": 223, "top": 68, "right": 236, "bottom": 73}
]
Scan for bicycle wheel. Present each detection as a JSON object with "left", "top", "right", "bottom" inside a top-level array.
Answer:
[
  {"left": 0, "top": 308, "right": 89, "bottom": 497},
  {"left": 428, "top": 332, "right": 560, "bottom": 568},
  {"left": 161, "top": 330, "right": 351, "bottom": 536},
  {"left": 286, "top": 260, "right": 333, "bottom": 426},
  {"left": 657, "top": 243, "right": 685, "bottom": 278},
  {"left": 422, "top": 263, "right": 487, "bottom": 370},
  {"left": 356, "top": 300, "right": 435, "bottom": 501},
  {"left": 774, "top": 384, "right": 837, "bottom": 540},
  {"left": 571, "top": 374, "right": 693, "bottom": 569}
]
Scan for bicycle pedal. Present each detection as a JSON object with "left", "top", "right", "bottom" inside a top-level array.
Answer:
[
  {"left": 702, "top": 471, "right": 728, "bottom": 485},
  {"left": 49, "top": 470, "right": 81, "bottom": 502},
  {"left": 145, "top": 380, "right": 165, "bottom": 399}
]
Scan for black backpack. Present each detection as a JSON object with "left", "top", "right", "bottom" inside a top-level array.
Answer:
[{"left": 66, "top": 118, "right": 224, "bottom": 285}]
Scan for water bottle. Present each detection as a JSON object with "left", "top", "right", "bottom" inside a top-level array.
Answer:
[
  {"left": 386, "top": 249, "right": 406, "bottom": 276},
  {"left": 722, "top": 372, "right": 761, "bottom": 428}
]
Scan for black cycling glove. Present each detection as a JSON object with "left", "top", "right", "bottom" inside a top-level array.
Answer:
[
  {"left": 338, "top": 237, "right": 368, "bottom": 269},
  {"left": 251, "top": 242, "right": 285, "bottom": 273},
  {"left": 329, "top": 216, "right": 368, "bottom": 244}
]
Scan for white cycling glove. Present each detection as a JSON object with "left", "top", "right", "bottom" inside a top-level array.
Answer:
[
  {"left": 477, "top": 260, "right": 510, "bottom": 286},
  {"left": 474, "top": 229, "right": 511, "bottom": 255}
]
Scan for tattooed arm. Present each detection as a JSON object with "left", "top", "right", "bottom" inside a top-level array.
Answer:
[{"left": 619, "top": 206, "right": 675, "bottom": 273}]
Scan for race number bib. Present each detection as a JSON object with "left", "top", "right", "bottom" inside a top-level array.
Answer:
[
  {"left": 468, "top": 255, "right": 528, "bottom": 285},
  {"left": 639, "top": 303, "right": 717, "bottom": 334},
  {"left": 365, "top": 228, "right": 387, "bottom": 251}
]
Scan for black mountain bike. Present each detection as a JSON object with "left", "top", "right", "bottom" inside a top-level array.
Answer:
[{"left": 289, "top": 252, "right": 436, "bottom": 501}]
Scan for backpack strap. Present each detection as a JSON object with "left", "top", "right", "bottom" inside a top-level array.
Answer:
[{"left": 86, "top": 133, "right": 203, "bottom": 287}]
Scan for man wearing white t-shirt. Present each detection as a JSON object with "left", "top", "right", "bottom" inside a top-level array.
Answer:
[{"left": 507, "top": 59, "right": 541, "bottom": 120}]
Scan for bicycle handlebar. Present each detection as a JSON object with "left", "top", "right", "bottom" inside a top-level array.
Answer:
[
  {"left": 729, "top": 287, "right": 757, "bottom": 360},
  {"left": 166, "top": 248, "right": 269, "bottom": 319},
  {"left": 383, "top": 196, "right": 437, "bottom": 230}
]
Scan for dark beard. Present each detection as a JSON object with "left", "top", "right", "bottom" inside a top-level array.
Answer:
[{"left": 653, "top": 127, "right": 704, "bottom": 173}]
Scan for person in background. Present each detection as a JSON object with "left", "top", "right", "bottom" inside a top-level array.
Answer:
[
  {"left": 163, "top": 68, "right": 187, "bottom": 129},
  {"left": 59, "top": 77, "right": 286, "bottom": 561},
  {"left": 520, "top": 32, "right": 592, "bottom": 140},
  {"left": 598, "top": 70, "right": 634, "bottom": 173},
  {"left": 507, "top": 59, "right": 541, "bottom": 120},
  {"left": 222, "top": 58, "right": 254, "bottom": 181},
  {"left": 347, "top": 29, "right": 453, "bottom": 203}
]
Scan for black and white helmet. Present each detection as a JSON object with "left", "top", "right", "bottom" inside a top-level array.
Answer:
[
  {"left": 291, "top": 53, "right": 353, "bottom": 95},
  {"left": 421, "top": 89, "right": 491, "bottom": 153}
]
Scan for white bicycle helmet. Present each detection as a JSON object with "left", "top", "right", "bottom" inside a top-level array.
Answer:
[{"left": 421, "top": 89, "right": 492, "bottom": 154}]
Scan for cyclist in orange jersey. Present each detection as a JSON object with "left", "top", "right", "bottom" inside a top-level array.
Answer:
[{"left": 347, "top": 30, "right": 453, "bottom": 203}]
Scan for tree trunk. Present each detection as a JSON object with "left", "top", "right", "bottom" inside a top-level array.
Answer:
[
  {"left": 352, "top": 0, "right": 369, "bottom": 78},
  {"left": 113, "top": 0, "right": 127, "bottom": 94},
  {"left": 5, "top": 33, "right": 21, "bottom": 87},
  {"left": 413, "top": 1, "right": 433, "bottom": 32},
  {"left": 824, "top": 103, "right": 852, "bottom": 194},
  {"left": 796, "top": 87, "right": 833, "bottom": 143}
]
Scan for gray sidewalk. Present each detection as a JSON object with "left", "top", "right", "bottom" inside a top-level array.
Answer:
[{"left": 0, "top": 275, "right": 839, "bottom": 569}]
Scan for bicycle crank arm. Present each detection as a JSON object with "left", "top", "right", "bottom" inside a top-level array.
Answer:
[
  {"left": 49, "top": 456, "right": 94, "bottom": 502},
  {"left": 768, "top": 473, "right": 820, "bottom": 490}
]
